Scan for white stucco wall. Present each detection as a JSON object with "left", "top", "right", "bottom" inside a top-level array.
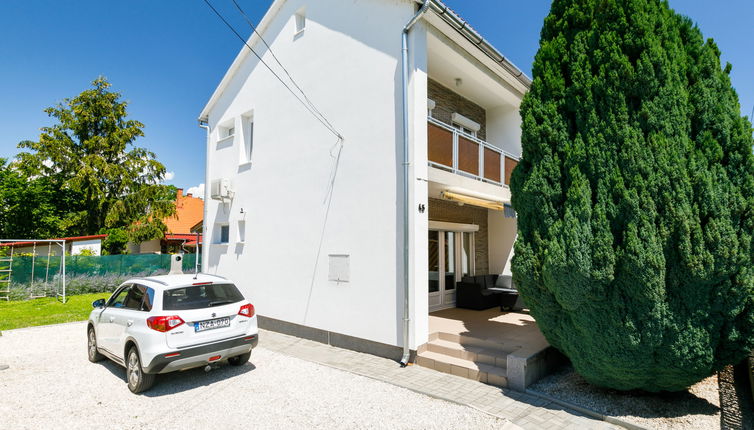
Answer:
[
  {"left": 203, "top": 0, "right": 423, "bottom": 349},
  {"left": 70, "top": 239, "right": 102, "bottom": 256},
  {"left": 408, "top": 21, "right": 429, "bottom": 349},
  {"left": 487, "top": 210, "right": 517, "bottom": 276},
  {"left": 8, "top": 244, "right": 63, "bottom": 256},
  {"left": 137, "top": 239, "right": 161, "bottom": 254},
  {"left": 487, "top": 105, "right": 522, "bottom": 158}
]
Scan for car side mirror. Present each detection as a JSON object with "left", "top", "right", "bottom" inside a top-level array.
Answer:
[{"left": 92, "top": 299, "right": 106, "bottom": 308}]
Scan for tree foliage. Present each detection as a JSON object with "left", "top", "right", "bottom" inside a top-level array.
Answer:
[
  {"left": 511, "top": 0, "right": 754, "bottom": 391},
  {"left": 0, "top": 158, "right": 76, "bottom": 239},
  {"left": 101, "top": 227, "right": 130, "bottom": 255},
  {"left": 14, "top": 77, "right": 175, "bottom": 243}
]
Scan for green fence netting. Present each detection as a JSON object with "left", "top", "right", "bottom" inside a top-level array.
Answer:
[{"left": 0, "top": 253, "right": 200, "bottom": 301}]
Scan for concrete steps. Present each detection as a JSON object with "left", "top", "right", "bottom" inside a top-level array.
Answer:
[{"left": 416, "top": 332, "right": 515, "bottom": 387}]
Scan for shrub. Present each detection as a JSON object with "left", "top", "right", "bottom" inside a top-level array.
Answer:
[
  {"left": 7, "top": 270, "right": 166, "bottom": 301},
  {"left": 512, "top": 0, "right": 754, "bottom": 391}
]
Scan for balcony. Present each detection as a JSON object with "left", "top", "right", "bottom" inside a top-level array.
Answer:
[{"left": 427, "top": 117, "right": 519, "bottom": 187}]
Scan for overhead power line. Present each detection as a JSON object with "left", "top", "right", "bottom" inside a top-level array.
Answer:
[
  {"left": 201, "top": 0, "right": 343, "bottom": 140},
  {"left": 230, "top": 0, "right": 339, "bottom": 134}
]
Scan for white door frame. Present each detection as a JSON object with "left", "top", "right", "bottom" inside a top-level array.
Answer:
[{"left": 429, "top": 222, "right": 477, "bottom": 312}]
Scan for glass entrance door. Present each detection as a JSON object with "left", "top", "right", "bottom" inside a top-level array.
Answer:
[{"left": 429, "top": 229, "right": 474, "bottom": 312}]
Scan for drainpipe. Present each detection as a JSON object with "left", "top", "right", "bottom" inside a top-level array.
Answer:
[
  {"left": 198, "top": 119, "right": 211, "bottom": 273},
  {"left": 399, "top": 0, "right": 431, "bottom": 368}
]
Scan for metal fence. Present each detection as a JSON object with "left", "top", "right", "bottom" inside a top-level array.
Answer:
[
  {"left": 3, "top": 253, "right": 200, "bottom": 301},
  {"left": 8, "top": 253, "right": 198, "bottom": 283}
]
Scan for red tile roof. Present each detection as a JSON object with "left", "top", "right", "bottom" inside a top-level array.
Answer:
[{"left": 164, "top": 189, "right": 204, "bottom": 235}]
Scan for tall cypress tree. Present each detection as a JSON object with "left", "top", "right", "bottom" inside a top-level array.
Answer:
[{"left": 511, "top": 0, "right": 754, "bottom": 391}]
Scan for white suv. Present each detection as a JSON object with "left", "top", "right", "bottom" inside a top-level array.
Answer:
[{"left": 87, "top": 274, "right": 258, "bottom": 393}]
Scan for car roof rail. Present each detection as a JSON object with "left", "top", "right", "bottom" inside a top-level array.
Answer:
[
  {"left": 134, "top": 277, "right": 169, "bottom": 286},
  {"left": 196, "top": 272, "right": 227, "bottom": 280}
]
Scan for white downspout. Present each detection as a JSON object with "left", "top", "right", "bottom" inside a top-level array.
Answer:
[
  {"left": 400, "top": 0, "right": 431, "bottom": 367},
  {"left": 198, "top": 119, "right": 211, "bottom": 273}
]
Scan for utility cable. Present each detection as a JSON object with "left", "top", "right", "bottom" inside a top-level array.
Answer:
[
  {"left": 201, "top": 0, "right": 343, "bottom": 140},
  {"left": 230, "top": 0, "right": 339, "bottom": 134}
]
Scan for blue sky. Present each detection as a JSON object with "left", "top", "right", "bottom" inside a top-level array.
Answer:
[{"left": 1, "top": 0, "right": 752, "bottom": 192}]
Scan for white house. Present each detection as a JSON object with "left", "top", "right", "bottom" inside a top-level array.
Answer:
[{"left": 200, "top": 0, "right": 548, "bottom": 389}]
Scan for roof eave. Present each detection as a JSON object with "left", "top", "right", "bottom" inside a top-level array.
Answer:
[
  {"left": 198, "top": 0, "right": 289, "bottom": 122},
  {"left": 418, "top": 0, "right": 532, "bottom": 88}
]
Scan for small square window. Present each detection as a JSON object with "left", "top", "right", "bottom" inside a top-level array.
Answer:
[
  {"left": 219, "top": 225, "right": 230, "bottom": 244},
  {"left": 295, "top": 12, "right": 305, "bottom": 34}
]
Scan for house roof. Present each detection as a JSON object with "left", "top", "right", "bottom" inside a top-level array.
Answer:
[
  {"left": 0, "top": 234, "right": 107, "bottom": 248},
  {"left": 164, "top": 234, "right": 202, "bottom": 247},
  {"left": 164, "top": 234, "right": 202, "bottom": 241},
  {"left": 198, "top": 0, "right": 530, "bottom": 121},
  {"left": 163, "top": 189, "right": 204, "bottom": 235}
]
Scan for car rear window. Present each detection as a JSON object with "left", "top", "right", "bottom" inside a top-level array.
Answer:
[{"left": 162, "top": 283, "right": 245, "bottom": 311}]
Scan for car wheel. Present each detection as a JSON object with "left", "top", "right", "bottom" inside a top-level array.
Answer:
[
  {"left": 228, "top": 351, "right": 251, "bottom": 366},
  {"left": 87, "top": 327, "right": 104, "bottom": 363},
  {"left": 127, "top": 347, "right": 155, "bottom": 394}
]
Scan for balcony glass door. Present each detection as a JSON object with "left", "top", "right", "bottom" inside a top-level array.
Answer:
[{"left": 429, "top": 229, "right": 474, "bottom": 312}]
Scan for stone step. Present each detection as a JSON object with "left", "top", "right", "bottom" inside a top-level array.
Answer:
[
  {"left": 426, "top": 338, "right": 508, "bottom": 369},
  {"left": 434, "top": 332, "right": 522, "bottom": 355},
  {"left": 416, "top": 350, "right": 509, "bottom": 388}
]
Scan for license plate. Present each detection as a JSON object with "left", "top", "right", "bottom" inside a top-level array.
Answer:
[{"left": 194, "top": 317, "right": 230, "bottom": 332}]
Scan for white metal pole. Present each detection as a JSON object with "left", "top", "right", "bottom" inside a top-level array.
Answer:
[{"left": 61, "top": 241, "right": 66, "bottom": 303}]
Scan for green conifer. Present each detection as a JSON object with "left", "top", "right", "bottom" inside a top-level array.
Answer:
[{"left": 511, "top": 0, "right": 754, "bottom": 391}]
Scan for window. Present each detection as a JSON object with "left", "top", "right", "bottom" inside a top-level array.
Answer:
[
  {"left": 107, "top": 285, "right": 131, "bottom": 308},
  {"left": 455, "top": 124, "right": 476, "bottom": 138},
  {"left": 135, "top": 285, "right": 155, "bottom": 311},
  {"left": 451, "top": 112, "right": 480, "bottom": 138},
  {"left": 219, "top": 224, "right": 230, "bottom": 244},
  {"left": 295, "top": 12, "right": 305, "bottom": 34},
  {"left": 240, "top": 115, "right": 253, "bottom": 164},
  {"left": 123, "top": 285, "right": 145, "bottom": 310},
  {"left": 218, "top": 122, "right": 235, "bottom": 146},
  {"left": 237, "top": 220, "right": 246, "bottom": 243},
  {"left": 163, "top": 283, "right": 245, "bottom": 311}
]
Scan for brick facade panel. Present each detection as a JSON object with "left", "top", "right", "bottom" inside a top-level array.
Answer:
[
  {"left": 428, "top": 79, "right": 487, "bottom": 141},
  {"left": 428, "top": 198, "right": 489, "bottom": 275}
]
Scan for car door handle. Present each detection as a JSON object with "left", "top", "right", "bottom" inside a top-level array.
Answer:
[
  {"left": 127, "top": 320, "right": 134, "bottom": 327},
  {"left": 109, "top": 317, "right": 115, "bottom": 323}
]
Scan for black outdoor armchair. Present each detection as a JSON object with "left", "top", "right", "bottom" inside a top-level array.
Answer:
[{"left": 456, "top": 274, "right": 519, "bottom": 311}]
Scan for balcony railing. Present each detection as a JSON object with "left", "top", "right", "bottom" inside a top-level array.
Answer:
[{"left": 427, "top": 117, "right": 519, "bottom": 187}]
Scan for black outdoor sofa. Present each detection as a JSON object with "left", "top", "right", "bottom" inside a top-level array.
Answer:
[{"left": 456, "top": 274, "right": 518, "bottom": 311}]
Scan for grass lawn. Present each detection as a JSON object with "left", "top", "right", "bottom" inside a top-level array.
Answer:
[{"left": 0, "top": 293, "right": 108, "bottom": 331}]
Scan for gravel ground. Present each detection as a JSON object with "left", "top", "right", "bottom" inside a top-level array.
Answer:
[
  {"left": 0, "top": 322, "right": 507, "bottom": 430},
  {"left": 530, "top": 365, "right": 720, "bottom": 430}
]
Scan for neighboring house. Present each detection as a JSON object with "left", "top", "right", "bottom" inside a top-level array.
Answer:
[
  {"left": 0, "top": 234, "right": 106, "bottom": 256},
  {"left": 129, "top": 188, "right": 204, "bottom": 254},
  {"left": 200, "top": 0, "right": 528, "bottom": 371}
]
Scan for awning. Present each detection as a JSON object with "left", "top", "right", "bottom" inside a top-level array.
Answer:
[{"left": 441, "top": 191, "right": 505, "bottom": 211}]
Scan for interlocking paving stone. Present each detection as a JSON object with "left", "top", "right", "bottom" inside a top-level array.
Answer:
[{"left": 259, "top": 329, "right": 617, "bottom": 429}]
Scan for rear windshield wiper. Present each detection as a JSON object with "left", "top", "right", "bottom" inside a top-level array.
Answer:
[{"left": 208, "top": 300, "right": 235, "bottom": 307}]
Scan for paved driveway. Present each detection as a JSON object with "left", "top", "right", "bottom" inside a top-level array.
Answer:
[{"left": 0, "top": 322, "right": 512, "bottom": 430}]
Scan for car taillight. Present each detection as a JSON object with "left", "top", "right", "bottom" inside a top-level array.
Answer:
[
  {"left": 147, "top": 315, "right": 185, "bottom": 332},
  {"left": 238, "top": 303, "right": 255, "bottom": 318}
]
